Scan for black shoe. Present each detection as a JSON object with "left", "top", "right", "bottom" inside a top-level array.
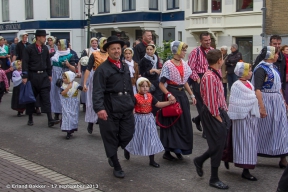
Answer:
[
  {"left": 17, "top": 112, "right": 22, "bottom": 117},
  {"left": 175, "top": 153, "right": 183, "bottom": 160},
  {"left": 27, "top": 120, "right": 34, "bottom": 126},
  {"left": 113, "top": 169, "right": 125, "bottom": 178},
  {"left": 108, "top": 158, "right": 114, "bottom": 167},
  {"left": 163, "top": 153, "right": 177, "bottom": 161},
  {"left": 66, "top": 133, "right": 71, "bottom": 140},
  {"left": 149, "top": 161, "right": 160, "bottom": 168},
  {"left": 209, "top": 180, "right": 229, "bottom": 189},
  {"left": 48, "top": 119, "right": 60, "bottom": 127},
  {"left": 193, "top": 158, "right": 203, "bottom": 177},
  {"left": 224, "top": 162, "right": 229, "bottom": 170},
  {"left": 192, "top": 118, "right": 202, "bottom": 132},
  {"left": 87, "top": 126, "right": 93, "bottom": 134},
  {"left": 202, "top": 133, "right": 207, "bottom": 139},
  {"left": 54, "top": 116, "right": 60, "bottom": 121},
  {"left": 279, "top": 161, "right": 287, "bottom": 169},
  {"left": 124, "top": 149, "right": 130, "bottom": 160},
  {"left": 241, "top": 173, "right": 257, "bottom": 181}
]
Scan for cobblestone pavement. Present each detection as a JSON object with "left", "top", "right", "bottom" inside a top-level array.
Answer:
[
  {"left": 0, "top": 149, "right": 100, "bottom": 192},
  {"left": 0, "top": 86, "right": 285, "bottom": 192}
]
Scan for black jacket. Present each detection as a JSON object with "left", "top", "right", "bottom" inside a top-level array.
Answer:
[
  {"left": 93, "top": 59, "right": 135, "bottom": 114},
  {"left": 225, "top": 50, "right": 242, "bottom": 74},
  {"left": 22, "top": 43, "right": 52, "bottom": 79},
  {"left": 15, "top": 41, "right": 30, "bottom": 61}
]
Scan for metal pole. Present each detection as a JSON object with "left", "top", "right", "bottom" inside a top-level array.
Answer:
[
  {"left": 261, "top": 0, "right": 266, "bottom": 47},
  {"left": 87, "top": 0, "right": 91, "bottom": 48}
]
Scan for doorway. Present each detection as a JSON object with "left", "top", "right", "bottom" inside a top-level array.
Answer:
[{"left": 236, "top": 37, "right": 253, "bottom": 64}]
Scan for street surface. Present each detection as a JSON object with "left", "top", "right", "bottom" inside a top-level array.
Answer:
[{"left": 0, "top": 88, "right": 284, "bottom": 192}]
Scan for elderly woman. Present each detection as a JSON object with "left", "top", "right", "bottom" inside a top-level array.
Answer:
[
  {"left": 83, "top": 37, "right": 108, "bottom": 134},
  {"left": 139, "top": 44, "right": 162, "bottom": 115},
  {"left": 46, "top": 36, "right": 57, "bottom": 53},
  {"left": 78, "top": 37, "right": 99, "bottom": 112},
  {"left": 281, "top": 45, "right": 288, "bottom": 103},
  {"left": 252, "top": 46, "right": 288, "bottom": 168},
  {"left": 225, "top": 44, "right": 242, "bottom": 91},
  {"left": 158, "top": 41, "right": 196, "bottom": 160},
  {"left": 50, "top": 39, "right": 75, "bottom": 120},
  {"left": 124, "top": 47, "right": 139, "bottom": 94}
]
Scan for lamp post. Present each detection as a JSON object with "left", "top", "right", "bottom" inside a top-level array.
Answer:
[{"left": 84, "top": 0, "right": 95, "bottom": 48}]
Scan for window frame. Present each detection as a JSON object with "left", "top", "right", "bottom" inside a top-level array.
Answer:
[
  {"left": 122, "top": 0, "right": 136, "bottom": 12},
  {"left": 167, "top": 0, "right": 179, "bottom": 10},
  {"left": 211, "top": 0, "right": 221, "bottom": 13},
  {"left": 98, "top": 0, "right": 110, "bottom": 13},
  {"left": 236, "top": 0, "right": 253, "bottom": 12},
  {"left": 192, "top": 0, "right": 208, "bottom": 14},
  {"left": 25, "top": 0, "right": 34, "bottom": 20},
  {"left": 149, "top": 0, "right": 158, "bottom": 10},
  {"left": 50, "top": 0, "right": 70, "bottom": 18},
  {"left": 2, "top": 0, "right": 9, "bottom": 22}
]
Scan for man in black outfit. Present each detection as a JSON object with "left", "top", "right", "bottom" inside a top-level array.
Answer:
[
  {"left": 93, "top": 36, "right": 135, "bottom": 178},
  {"left": 22, "top": 30, "right": 59, "bottom": 127},
  {"left": 277, "top": 166, "right": 288, "bottom": 192},
  {"left": 133, "top": 30, "right": 153, "bottom": 64}
]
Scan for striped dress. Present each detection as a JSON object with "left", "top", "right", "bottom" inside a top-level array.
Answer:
[
  {"left": 84, "top": 70, "right": 98, "bottom": 123},
  {"left": 228, "top": 80, "right": 260, "bottom": 168},
  {"left": 125, "top": 93, "right": 164, "bottom": 156},
  {"left": 252, "top": 63, "right": 288, "bottom": 157}
]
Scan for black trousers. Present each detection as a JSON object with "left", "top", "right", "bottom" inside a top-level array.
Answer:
[
  {"left": 190, "top": 74, "right": 204, "bottom": 123},
  {"left": 200, "top": 105, "right": 230, "bottom": 167},
  {"left": 26, "top": 72, "right": 51, "bottom": 114},
  {"left": 278, "top": 166, "right": 288, "bottom": 192},
  {"left": 98, "top": 111, "right": 135, "bottom": 158}
]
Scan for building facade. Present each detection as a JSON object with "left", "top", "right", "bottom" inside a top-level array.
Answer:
[{"left": 0, "top": 0, "right": 286, "bottom": 61}]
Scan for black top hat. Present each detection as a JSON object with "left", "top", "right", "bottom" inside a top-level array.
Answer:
[
  {"left": 35, "top": 30, "right": 48, "bottom": 37},
  {"left": 103, "top": 36, "right": 125, "bottom": 51}
]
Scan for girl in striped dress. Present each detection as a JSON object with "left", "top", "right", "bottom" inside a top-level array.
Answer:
[
  {"left": 228, "top": 62, "right": 260, "bottom": 181},
  {"left": 60, "top": 71, "right": 83, "bottom": 140},
  {"left": 252, "top": 46, "right": 288, "bottom": 168},
  {"left": 125, "top": 77, "right": 172, "bottom": 168}
]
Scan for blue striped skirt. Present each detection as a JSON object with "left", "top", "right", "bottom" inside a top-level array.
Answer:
[
  {"left": 257, "top": 92, "right": 288, "bottom": 156},
  {"left": 232, "top": 113, "right": 258, "bottom": 167},
  {"left": 61, "top": 96, "right": 79, "bottom": 132},
  {"left": 85, "top": 70, "right": 98, "bottom": 123},
  {"left": 125, "top": 113, "right": 164, "bottom": 156}
]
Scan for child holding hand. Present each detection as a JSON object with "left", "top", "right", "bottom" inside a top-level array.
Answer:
[
  {"left": 60, "top": 71, "right": 83, "bottom": 139},
  {"left": 125, "top": 77, "right": 174, "bottom": 168}
]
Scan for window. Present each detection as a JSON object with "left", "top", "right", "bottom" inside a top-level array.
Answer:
[
  {"left": 193, "top": 0, "right": 208, "bottom": 13},
  {"left": 149, "top": 0, "right": 158, "bottom": 10},
  {"left": 167, "top": 0, "right": 179, "bottom": 10},
  {"left": 25, "top": 0, "right": 34, "bottom": 19},
  {"left": 236, "top": 0, "right": 253, "bottom": 11},
  {"left": 163, "top": 28, "right": 175, "bottom": 41},
  {"left": 99, "top": 0, "right": 110, "bottom": 13},
  {"left": 50, "top": 0, "right": 69, "bottom": 18},
  {"left": 212, "top": 0, "right": 221, "bottom": 12},
  {"left": 2, "top": 0, "right": 9, "bottom": 22},
  {"left": 122, "top": 0, "right": 135, "bottom": 11}
]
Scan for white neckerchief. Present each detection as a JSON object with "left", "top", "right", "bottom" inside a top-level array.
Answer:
[
  {"left": 61, "top": 81, "right": 79, "bottom": 98},
  {"left": 51, "top": 48, "right": 71, "bottom": 62},
  {"left": 144, "top": 53, "right": 158, "bottom": 69},
  {"left": 0, "top": 45, "right": 7, "bottom": 54},
  {"left": 89, "top": 47, "right": 99, "bottom": 56},
  {"left": 125, "top": 59, "right": 135, "bottom": 77}
]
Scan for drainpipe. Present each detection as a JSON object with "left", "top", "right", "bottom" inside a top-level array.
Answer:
[{"left": 261, "top": 0, "right": 266, "bottom": 47}]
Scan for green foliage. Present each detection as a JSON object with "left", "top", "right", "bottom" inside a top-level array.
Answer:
[{"left": 156, "top": 40, "right": 173, "bottom": 62}]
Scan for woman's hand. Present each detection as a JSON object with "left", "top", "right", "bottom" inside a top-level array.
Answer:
[
  {"left": 191, "top": 98, "right": 197, "bottom": 105},
  {"left": 168, "top": 95, "right": 176, "bottom": 104},
  {"left": 260, "top": 107, "right": 267, "bottom": 118},
  {"left": 154, "top": 69, "right": 161, "bottom": 75},
  {"left": 65, "top": 60, "right": 71, "bottom": 67}
]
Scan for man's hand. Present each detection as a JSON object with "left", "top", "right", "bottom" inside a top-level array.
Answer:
[
  {"left": 49, "top": 76, "right": 52, "bottom": 82},
  {"left": 22, "top": 78, "right": 27, "bottom": 84},
  {"left": 214, "top": 115, "right": 222, "bottom": 123},
  {"left": 97, "top": 110, "right": 108, "bottom": 121}
]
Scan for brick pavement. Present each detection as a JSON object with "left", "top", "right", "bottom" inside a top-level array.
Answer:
[{"left": 0, "top": 149, "right": 100, "bottom": 192}]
